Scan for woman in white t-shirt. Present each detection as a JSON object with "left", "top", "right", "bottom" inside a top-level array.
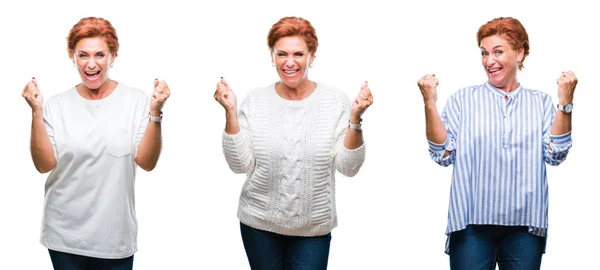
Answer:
[
  {"left": 214, "top": 16, "right": 374, "bottom": 269},
  {"left": 21, "top": 16, "right": 170, "bottom": 269}
]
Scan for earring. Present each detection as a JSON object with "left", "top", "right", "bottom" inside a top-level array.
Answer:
[
  {"left": 272, "top": 62, "right": 275, "bottom": 67},
  {"left": 309, "top": 63, "right": 313, "bottom": 68},
  {"left": 110, "top": 64, "right": 114, "bottom": 68}
]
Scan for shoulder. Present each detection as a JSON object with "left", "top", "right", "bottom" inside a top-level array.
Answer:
[
  {"left": 242, "top": 83, "right": 273, "bottom": 102},
  {"left": 316, "top": 82, "right": 351, "bottom": 104},
  {"left": 521, "top": 87, "right": 551, "bottom": 99},
  {"left": 116, "top": 83, "right": 149, "bottom": 100},
  {"left": 456, "top": 83, "right": 485, "bottom": 96},
  {"left": 45, "top": 87, "right": 76, "bottom": 107},
  {"left": 445, "top": 83, "right": 485, "bottom": 103}
]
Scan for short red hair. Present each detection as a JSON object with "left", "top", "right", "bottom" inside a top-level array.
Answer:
[
  {"left": 267, "top": 17, "right": 318, "bottom": 54},
  {"left": 477, "top": 17, "right": 530, "bottom": 70},
  {"left": 67, "top": 17, "right": 119, "bottom": 59}
]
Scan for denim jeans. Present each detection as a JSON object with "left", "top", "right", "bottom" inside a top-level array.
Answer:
[
  {"left": 48, "top": 249, "right": 134, "bottom": 270},
  {"left": 240, "top": 222, "right": 332, "bottom": 270},
  {"left": 449, "top": 225, "right": 545, "bottom": 270}
]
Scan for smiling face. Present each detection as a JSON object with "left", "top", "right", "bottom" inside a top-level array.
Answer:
[
  {"left": 73, "top": 37, "right": 115, "bottom": 90},
  {"left": 480, "top": 34, "right": 524, "bottom": 92},
  {"left": 271, "top": 36, "right": 315, "bottom": 90}
]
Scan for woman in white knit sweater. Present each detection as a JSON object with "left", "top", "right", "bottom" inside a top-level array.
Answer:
[{"left": 214, "top": 16, "right": 373, "bottom": 269}]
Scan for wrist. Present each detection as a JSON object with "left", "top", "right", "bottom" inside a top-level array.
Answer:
[
  {"left": 350, "top": 115, "right": 362, "bottom": 124},
  {"left": 225, "top": 108, "right": 237, "bottom": 116},
  {"left": 424, "top": 99, "right": 437, "bottom": 107},
  {"left": 32, "top": 109, "right": 43, "bottom": 119},
  {"left": 557, "top": 98, "right": 573, "bottom": 105},
  {"left": 150, "top": 110, "right": 162, "bottom": 117},
  {"left": 149, "top": 111, "right": 163, "bottom": 122}
]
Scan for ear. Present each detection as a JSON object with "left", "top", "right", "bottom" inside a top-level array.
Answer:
[
  {"left": 309, "top": 53, "right": 316, "bottom": 65},
  {"left": 270, "top": 50, "right": 275, "bottom": 65},
  {"left": 110, "top": 54, "right": 117, "bottom": 66},
  {"left": 517, "top": 47, "right": 524, "bottom": 63}
]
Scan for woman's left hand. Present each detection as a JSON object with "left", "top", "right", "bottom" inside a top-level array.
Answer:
[
  {"left": 350, "top": 81, "right": 373, "bottom": 123},
  {"left": 557, "top": 71, "right": 577, "bottom": 104},
  {"left": 151, "top": 78, "right": 170, "bottom": 114}
]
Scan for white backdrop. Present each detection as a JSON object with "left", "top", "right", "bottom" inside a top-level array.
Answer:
[{"left": 0, "top": 0, "right": 597, "bottom": 269}]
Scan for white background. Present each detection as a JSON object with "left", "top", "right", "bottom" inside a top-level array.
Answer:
[{"left": 0, "top": 0, "right": 597, "bottom": 269}]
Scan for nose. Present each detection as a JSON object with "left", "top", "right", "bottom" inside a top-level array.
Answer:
[
  {"left": 486, "top": 54, "right": 496, "bottom": 67},
  {"left": 87, "top": 57, "right": 97, "bottom": 69},
  {"left": 285, "top": 56, "right": 295, "bottom": 67}
]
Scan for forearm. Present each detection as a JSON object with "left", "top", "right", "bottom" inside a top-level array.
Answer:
[
  {"left": 344, "top": 116, "right": 363, "bottom": 149},
  {"left": 425, "top": 101, "right": 447, "bottom": 143},
  {"left": 425, "top": 101, "right": 453, "bottom": 158},
  {"left": 136, "top": 120, "right": 162, "bottom": 171},
  {"left": 225, "top": 109, "right": 240, "bottom": 135},
  {"left": 30, "top": 110, "right": 56, "bottom": 173},
  {"left": 551, "top": 110, "right": 572, "bottom": 135}
]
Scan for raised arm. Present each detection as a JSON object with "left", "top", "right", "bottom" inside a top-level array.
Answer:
[
  {"left": 215, "top": 77, "right": 254, "bottom": 174},
  {"left": 544, "top": 71, "right": 577, "bottom": 165},
  {"left": 136, "top": 79, "right": 170, "bottom": 171},
  {"left": 418, "top": 74, "right": 456, "bottom": 166},
  {"left": 22, "top": 77, "right": 56, "bottom": 173},
  {"left": 335, "top": 82, "right": 373, "bottom": 177}
]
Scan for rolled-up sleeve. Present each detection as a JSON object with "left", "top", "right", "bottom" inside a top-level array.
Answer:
[
  {"left": 428, "top": 96, "right": 459, "bottom": 167},
  {"left": 541, "top": 96, "right": 572, "bottom": 166},
  {"left": 428, "top": 136, "right": 456, "bottom": 167},
  {"left": 544, "top": 131, "right": 572, "bottom": 166}
]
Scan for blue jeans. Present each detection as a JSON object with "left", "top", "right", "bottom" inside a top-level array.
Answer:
[
  {"left": 48, "top": 249, "right": 133, "bottom": 270},
  {"left": 449, "top": 225, "right": 545, "bottom": 270},
  {"left": 240, "top": 222, "right": 331, "bottom": 270}
]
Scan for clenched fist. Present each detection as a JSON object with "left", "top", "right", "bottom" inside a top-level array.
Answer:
[
  {"left": 214, "top": 77, "right": 237, "bottom": 113},
  {"left": 418, "top": 74, "right": 439, "bottom": 103},
  {"left": 152, "top": 79, "right": 170, "bottom": 114},
  {"left": 351, "top": 81, "right": 373, "bottom": 123},
  {"left": 22, "top": 77, "right": 43, "bottom": 112},
  {"left": 556, "top": 71, "right": 577, "bottom": 104}
]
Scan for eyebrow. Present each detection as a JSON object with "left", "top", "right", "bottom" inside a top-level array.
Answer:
[
  {"left": 480, "top": 45, "right": 504, "bottom": 50},
  {"left": 275, "top": 50, "right": 306, "bottom": 54},
  {"left": 76, "top": 50, "right": 107, "bottom": 55}
]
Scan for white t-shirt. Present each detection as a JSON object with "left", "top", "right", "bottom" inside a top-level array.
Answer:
[{"left": 40, "top": 83, "right": 149, "bottom": 259}]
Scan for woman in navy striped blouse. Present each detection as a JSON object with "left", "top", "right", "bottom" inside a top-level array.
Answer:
[{"left": 418, "top": 17, "right": 578, "bottom": 269}]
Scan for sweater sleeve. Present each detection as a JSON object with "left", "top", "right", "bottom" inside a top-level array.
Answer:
[
  {"left": 334, "top": 93, "right": 365, "bottom": 177},
  {"left": 222, "top": 97, "right": 255, "bottom": 174}
]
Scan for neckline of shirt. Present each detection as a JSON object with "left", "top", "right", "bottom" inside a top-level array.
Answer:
[
  {"left": 71, "top": 82, "right": 123, "bottom": 105},
  {"left": 484, "top": 81, "right": 523, "bottom": 99},
  {"left": 269, "top": 81, "right": 321, "bottom": 105}
]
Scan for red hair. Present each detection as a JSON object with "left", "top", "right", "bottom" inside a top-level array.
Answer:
[
  {"left": 267, "top": 17, "right": 318, "bottom": 54},
  {"left": 477, "top": 17, "right": 530, "bottom": 70},
  {"left": 67, "top": 17, "right": 119, "bottom": 59}
]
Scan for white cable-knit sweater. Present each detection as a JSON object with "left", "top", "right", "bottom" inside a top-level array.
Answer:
[{"left": 222, "top": 82, "right": 366, "bottom": 237}]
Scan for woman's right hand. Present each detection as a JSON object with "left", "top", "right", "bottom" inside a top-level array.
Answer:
[
  {"left": 22, "top": 77, "right": 43, "bottom": 112},
  {"left": 214, "top": 77, "right": 237, "bottom": 113},
  {"left": 417, "top": 74, "right": 439, "bottom": 103}
]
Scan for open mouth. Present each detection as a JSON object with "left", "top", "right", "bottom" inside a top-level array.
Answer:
[
  {"left": 282, "top": 69, "right": 300, "bottom": 77},
  {"left": 85, "top": 71, "right": 101, "bottom": 81},
  {"left": 488, "top": 67, "right": 502, "bottom": 76}
]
